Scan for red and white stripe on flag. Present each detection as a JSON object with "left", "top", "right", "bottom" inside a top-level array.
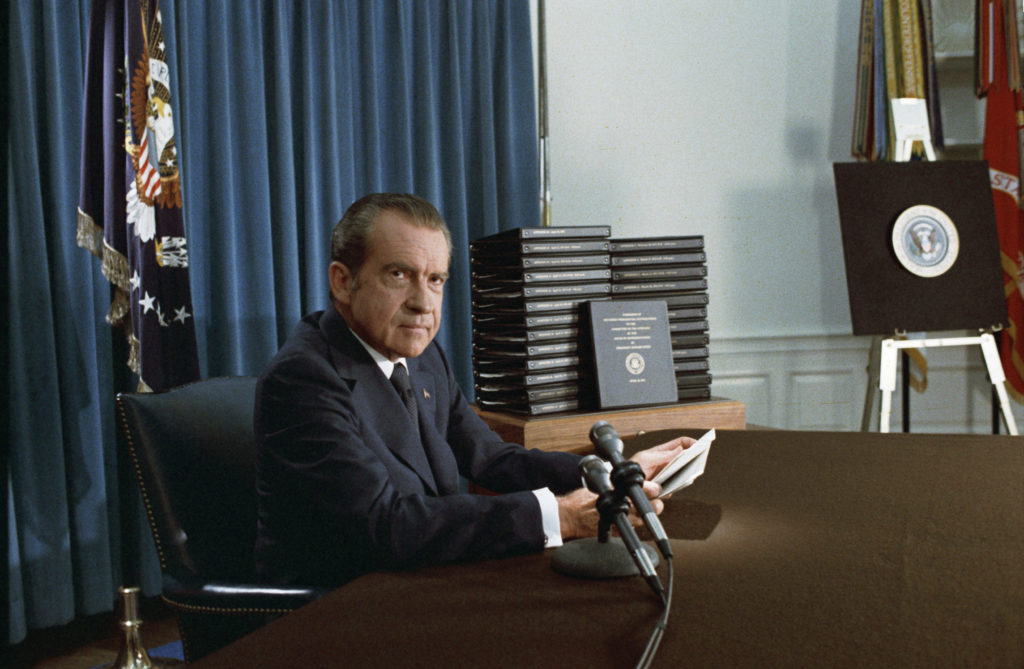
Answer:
[
  {"left": 137, "top": 132, "right": 162, "bottom": 201},
  {"left": 978, "top": 0, "right": 1024, "bottom": 399}
]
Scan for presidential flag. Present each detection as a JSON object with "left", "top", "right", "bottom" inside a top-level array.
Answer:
[
  {"left": 77, "top": 0, "right": 199, "bottom": 392},
  {"left": 977, "top": 0, "right": 1024, "bottom": 400}
]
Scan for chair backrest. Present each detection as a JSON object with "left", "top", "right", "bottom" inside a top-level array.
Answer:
[{"left": 116, "top": 376, "right": 259, "bottom": 582}]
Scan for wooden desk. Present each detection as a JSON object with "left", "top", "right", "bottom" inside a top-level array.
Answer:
[
  {"left": 193, "top": 429, "right": 1024, "bottom": 668},
  {"left": 474, "top": 398, "right": 746, "bottom": 453}
]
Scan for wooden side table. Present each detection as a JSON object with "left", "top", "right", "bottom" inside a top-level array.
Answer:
[{"left": 474, "top": 398, "right": 745, "bottom": 454}]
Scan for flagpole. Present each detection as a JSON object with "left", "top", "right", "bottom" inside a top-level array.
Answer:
[
  {"left": 538, "top": 0, "right": 551, "bottom": 227},
  {"left": 80, "top": 0, "right": 200, "bottom": 663}
]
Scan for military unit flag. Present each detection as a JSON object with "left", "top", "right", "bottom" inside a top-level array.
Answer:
[
  {"left": 77, "top": 0, "right": 199, "bottom": 392},
  {"left": 852, "top": 0, "right": 944, "bottom": 161}
]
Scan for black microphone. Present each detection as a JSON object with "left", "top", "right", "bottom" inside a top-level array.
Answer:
[
  {"left": 589, "top": 421, "right": 673, "bottom": 559},
  {"left": 579, "top": 455, "right": 664, "bottom": 599},
  {"left": 579, "top": 454, "right": 613, "bottom": 494}
]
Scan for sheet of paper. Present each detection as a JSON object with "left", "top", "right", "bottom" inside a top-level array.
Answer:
[{"left": 654, "top": 428, "right": 714, "bottom": 497}]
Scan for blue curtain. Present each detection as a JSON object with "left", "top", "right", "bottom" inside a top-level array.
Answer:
[
  {"left": 168, "top": 0, "right": 539, "bottom": 376},
  {"left": 6, "top": 0, "right": 537, "bottom": 644}
]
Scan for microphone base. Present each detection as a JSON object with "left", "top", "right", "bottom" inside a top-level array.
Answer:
[{"left": 550, "top": 538, "right": 660, "bottom": 579}]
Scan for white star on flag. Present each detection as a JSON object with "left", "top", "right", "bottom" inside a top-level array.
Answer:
[
  {"left": 139, "top": 291, "right": 156, "bottom": 313},
  {"left": 129, "top": 270, "right": 141, "bottom": 292},
  {"left": 173, "top": 306, "right": 191, "bottom": 324}
]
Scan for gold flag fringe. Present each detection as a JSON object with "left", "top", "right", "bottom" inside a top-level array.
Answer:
[
  {"left": 77, "top": 208, "right": 131, "bottom": 326},
  {"left": 1007, "top": 323, "right": 1024, "bottom": 404},
  {"left": 76, "top": 207, "right": 104, "bottom": 258},
  {"left": 77, "top": 207, "right": 147, "bottom": 387}
]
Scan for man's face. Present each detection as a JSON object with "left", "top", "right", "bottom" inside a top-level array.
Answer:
[{"left": 330, "top": 211, "right": 449, "bottom": 361}]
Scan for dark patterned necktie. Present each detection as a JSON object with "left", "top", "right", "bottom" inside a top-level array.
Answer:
[
  {"left": 390, "top": 363, "right": 419, "bottom": 428},
  {"left": 391, "top": 363, "right": 449, "bottom": 492}
]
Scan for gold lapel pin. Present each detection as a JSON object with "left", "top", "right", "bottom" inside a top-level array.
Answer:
[{"left": 422, "top": 389, "right": 430, "bottom": 399}]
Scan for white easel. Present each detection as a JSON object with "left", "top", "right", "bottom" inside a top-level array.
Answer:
[
  {"left": 891, "top": 98, "right": 936, "bottom": 161},
  {"left": 877, "top": 332, "right": 1017, "bottom": 434},
  {"left": 863, "top": 99, "right": 1017, "bottom": 435}
]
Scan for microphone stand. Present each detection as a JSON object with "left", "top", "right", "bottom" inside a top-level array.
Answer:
[
  {"left": 551, "top": 487, "right": 662, "bottom": 598},
  {"left": 594, "top": 484, "right": 630, "bottom": 546}
]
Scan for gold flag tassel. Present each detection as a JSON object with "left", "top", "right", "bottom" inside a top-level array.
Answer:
[{"left": 896, "top": 335, "right": 929, "bottom": 392}]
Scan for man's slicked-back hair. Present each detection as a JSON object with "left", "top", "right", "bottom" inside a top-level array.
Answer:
[{"left": 330, "top": 193, "right": 453, "bottom": 277}]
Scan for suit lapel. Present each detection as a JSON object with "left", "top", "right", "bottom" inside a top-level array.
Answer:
[
  {"left": 409, "top": 356, "right": 459, "bottom": 495},
  {"left": 319, "top": 310, "right": 439, "bottom": 495}
]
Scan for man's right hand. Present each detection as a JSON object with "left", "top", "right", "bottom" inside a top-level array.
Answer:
[
  {"left": 557, "top": 483, "right": 665, "bottom": 540},
  {"left": 556, "top": 487, "right": 599, "bottom": 540}
]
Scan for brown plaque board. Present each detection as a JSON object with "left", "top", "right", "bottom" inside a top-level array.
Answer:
[{"left": 833, "top": 161, "right": 1006, "bottom": 335}]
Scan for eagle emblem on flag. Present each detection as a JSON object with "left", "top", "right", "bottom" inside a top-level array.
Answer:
[{"left": 77, "top": 0, "right": 199, "bottom": 392}]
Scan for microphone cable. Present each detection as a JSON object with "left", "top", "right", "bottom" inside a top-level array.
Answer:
[{"left": 636, "top": 555, "right": 673, "bottom": 669}]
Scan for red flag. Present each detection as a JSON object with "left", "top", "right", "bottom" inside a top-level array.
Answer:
[
  {"left": 78, "top": 0, "right": 199, "bottom": 392},
  {"left": 977, "top": 0, "right": 1024, "bottom": 400}
]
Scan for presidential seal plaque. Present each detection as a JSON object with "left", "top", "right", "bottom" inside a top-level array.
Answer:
[
  {"left": 891, "top": 204, "right": 959, "bottom": 278},
  {"left": 832, "top": 160, "right": 1005, "bottom": 335},
  {"left": 586, "top": 300, "right": 677, "bottom": 409}
]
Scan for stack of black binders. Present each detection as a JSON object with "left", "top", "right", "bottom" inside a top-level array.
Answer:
[
  {"left": 470, "top": 226, "right": 612, "bottom": 415},
  {"left": 608, "top": 236, "right": 711, "bottom": 400}
]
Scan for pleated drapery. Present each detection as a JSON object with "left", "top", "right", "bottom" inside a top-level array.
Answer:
[{"left": 6, "top": 0, "right": 538, "bottom": 643}]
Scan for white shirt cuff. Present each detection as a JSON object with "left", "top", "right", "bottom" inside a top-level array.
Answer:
[{"left": 532, "top": 487, "right": 563, "bottom": 549}]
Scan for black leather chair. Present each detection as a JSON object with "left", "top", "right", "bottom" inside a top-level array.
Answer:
[{"left": 116, "top": 376, "right": 326, "bottom": 662}]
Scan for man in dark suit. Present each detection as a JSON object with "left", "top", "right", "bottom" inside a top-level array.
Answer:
[{"left": 254, "top": 193, "right": 689, "bottom": 587}]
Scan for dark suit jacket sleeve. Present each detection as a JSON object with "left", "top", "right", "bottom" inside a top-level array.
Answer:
[
  {"left": 254, "top": 312, "right": 581, "bottom": 587},
  {"left": 430, "top": 345, "right": 582, "bottom": 496}
]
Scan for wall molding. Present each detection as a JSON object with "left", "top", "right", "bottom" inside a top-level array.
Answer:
[{"left": 708, "top": 333, "right": 1021, "bottom": 433}]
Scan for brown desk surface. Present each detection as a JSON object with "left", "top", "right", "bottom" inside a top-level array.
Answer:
[{"left": 193, "top": 429, "right": 1024, "bottom": 667}]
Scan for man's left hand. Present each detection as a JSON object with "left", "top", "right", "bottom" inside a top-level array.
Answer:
[{"left": 630, "top": 435, "right": 696, "bottom": 498}]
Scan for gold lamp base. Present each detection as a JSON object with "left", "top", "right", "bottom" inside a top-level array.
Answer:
[{"left": 100, "top": 587, "right": 183, "bottom": 669}]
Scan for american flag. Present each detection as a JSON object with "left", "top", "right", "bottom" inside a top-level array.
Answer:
[
  {"left": 977, "top": 0, "right": 1024, "bottom": 400},
  {"left": 77, "top": 0, "right": 199, "bottom": 392}
]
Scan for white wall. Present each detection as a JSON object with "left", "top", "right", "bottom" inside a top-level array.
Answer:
[
  {"left": 535, "top": 0, "right": 1023, "bottom": 432},
  {"left": 541, "top": 1, "right": 857, "bottom": 338}
]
